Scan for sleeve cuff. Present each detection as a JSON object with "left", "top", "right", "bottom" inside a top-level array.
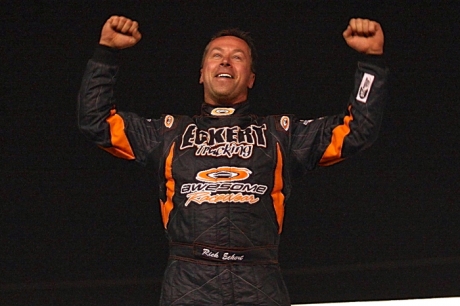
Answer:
[
  {"left": 358, "top": 54, "right": 386, "bottom": 68},
  {"left": 91, "top": 44, "right": 120, "bottom": 66}
]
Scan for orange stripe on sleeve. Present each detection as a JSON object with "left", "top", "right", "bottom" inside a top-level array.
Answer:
[
  {"left": 319, "top": 105, "right": 353, "bottom": 166},
  {"left": 161, "top": 143, "right": 175, "bottom": 229},
  {"left": 271, "top": 143, "right": 285, "bottom": 234},
  {"left": 101, "top": 109, "right": 135, "bottom": 160}
]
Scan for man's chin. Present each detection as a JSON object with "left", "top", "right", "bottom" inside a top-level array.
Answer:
[{"left": 204, "top": 89, "right": 247, "bottom": 106}]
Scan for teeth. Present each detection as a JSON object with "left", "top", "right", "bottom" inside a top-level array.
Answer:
[{"left": 217, "top": 74, "right": 232, "bottom": 78}]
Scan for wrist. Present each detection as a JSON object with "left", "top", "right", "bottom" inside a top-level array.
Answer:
[
  {"left": 365, "top": 49, "right": 384, "bottom": 55},
  {"left": 99, "top": 38, "right": 117, "bottom": 49},
  {"left": 92, "top": 44, "right": 120, "bottom": 65}
]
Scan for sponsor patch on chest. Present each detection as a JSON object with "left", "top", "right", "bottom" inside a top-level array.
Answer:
[
  {"left": 180, "top": 166, "right": 268, "bottom": 207},
  {"left": 180, "top": 123, "right": 267, "bottom": 159}
]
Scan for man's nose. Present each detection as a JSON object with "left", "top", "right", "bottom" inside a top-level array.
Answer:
[{"left": 220, "top": 58, "right": 230, "bottom": 67}]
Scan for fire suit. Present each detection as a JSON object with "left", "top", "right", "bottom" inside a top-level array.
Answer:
[{"left": 78, "top": 45, "right": 388, "bottom": 305}]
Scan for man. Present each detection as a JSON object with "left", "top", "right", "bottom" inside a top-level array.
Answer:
[{"left": 78, "top": 15, "right": 388, "bottom": 305}]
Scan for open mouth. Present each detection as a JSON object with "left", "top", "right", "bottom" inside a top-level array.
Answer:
[{"left": 216, "top": 73, "right": 233, "bottom": 79}]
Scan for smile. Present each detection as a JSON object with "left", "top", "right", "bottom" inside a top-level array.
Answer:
[{"left": 216, "top": 73, "right": 233, "bottom": 78}]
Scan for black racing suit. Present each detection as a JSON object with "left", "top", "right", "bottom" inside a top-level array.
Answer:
[{"left": 78, "top": 46, "right": 388, "bottom": 305}]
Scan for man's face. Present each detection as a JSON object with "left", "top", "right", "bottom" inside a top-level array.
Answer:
[{"left": 200, "top": 36, "right": 255, "bottom": 106}]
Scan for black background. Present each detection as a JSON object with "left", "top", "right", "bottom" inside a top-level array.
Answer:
[{"left": 1, "top": 1, "right": 459, "bottom": 305}]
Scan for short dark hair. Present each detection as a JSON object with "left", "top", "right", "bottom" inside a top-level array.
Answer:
[{"left": 201, "top": 29, "right": 257, "bottom": 73}]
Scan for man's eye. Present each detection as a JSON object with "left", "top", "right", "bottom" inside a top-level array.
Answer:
[{"left": 212, "top": 53, "right": 222, "bottom": 58}]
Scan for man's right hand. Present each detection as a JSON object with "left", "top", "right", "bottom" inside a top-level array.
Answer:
[{"left": 99, "top": 16, "right": 142, "bottom": 49}]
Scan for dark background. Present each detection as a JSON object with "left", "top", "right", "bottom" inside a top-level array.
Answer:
[{"left": 1, "top": 1, "right": 459, "bottom": 305}]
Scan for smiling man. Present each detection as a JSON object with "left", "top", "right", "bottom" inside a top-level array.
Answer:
[
  {"left": 78, "top": 15, "right": 388, "bottom": 305},
  {"left": 200, "top": 34, "right": 256, "bottom": 105}
]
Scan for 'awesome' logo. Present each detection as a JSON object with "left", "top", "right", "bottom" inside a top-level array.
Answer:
[{"left": 181, "top": 166, "right": 268, "bottom": 206}]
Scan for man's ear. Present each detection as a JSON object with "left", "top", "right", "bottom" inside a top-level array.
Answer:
[
  {"left": 247, "top": 73, "right": 256, "bottom": 89},
  {"left": 199, "top": 68, "right": 203, "bottom": 84}
]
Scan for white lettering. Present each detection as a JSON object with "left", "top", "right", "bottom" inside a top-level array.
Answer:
[
  {"left": 181, "top": 183, "right": 267, "bottom": 195},
  {"left": 222, "top": 253, "right": 245, "bottom": 261},
  {"left": 179, "top": 124, "right": 267, "bottom": 158},
  {"left": 202, "top": 248, "right": 219, "bottom": 258}
]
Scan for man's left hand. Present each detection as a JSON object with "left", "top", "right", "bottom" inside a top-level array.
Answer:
[{"left": 343, "top": 18, "right": 384, "bottom": 55}]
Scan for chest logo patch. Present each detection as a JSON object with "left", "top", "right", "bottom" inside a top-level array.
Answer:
[
  {"left": 181, "top": 166, "right": 268, "bottom": 207},
  {"left": 180, "top": 123, "right": 267, "bottom": 159}
]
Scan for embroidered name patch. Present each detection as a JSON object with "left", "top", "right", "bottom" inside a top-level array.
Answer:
[{"left": 356, "top": 73, "right": 375, "bottom": 103}]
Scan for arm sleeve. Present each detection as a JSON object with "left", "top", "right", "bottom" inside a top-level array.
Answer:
[
  {"left": 291, "top": 55, "right": 389, "bottom": 170},
  {"left": 77, "top": 45, "right": 163, "bottom": 165}
]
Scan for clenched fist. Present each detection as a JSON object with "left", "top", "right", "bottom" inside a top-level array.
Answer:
[
  {"left": 343, "top": 18, "right": 384, "bottom": 55},
  {"left": 99, "top": 16, "right": 142, "bottom": 49}
]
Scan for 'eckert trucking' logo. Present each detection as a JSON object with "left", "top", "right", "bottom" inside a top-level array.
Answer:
[
  {"left": 181, "top": 166, "right": 268, "bottom": 207},
  {"left": 180, "top": 124, "right": 267, "bottom": 158}
]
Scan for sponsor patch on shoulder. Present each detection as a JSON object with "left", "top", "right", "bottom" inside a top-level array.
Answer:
[
  {"left": 356, "top": 73, "right": 375, "bottom": 103},
  {"left": 280, "top": 116, "right": 290, "bottom": 131},
  {"left": 164, "top": 115, "right": 174, "bottom": 128}
]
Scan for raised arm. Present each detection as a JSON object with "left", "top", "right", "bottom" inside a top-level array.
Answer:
[
  {"left": 77, "top": 16, "right": 160, "bottom": 164},
  {"left": 291, "top": 18, "right": 388, "bottom": 170}
]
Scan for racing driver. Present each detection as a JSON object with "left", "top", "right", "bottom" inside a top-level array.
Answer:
[{"left": 78, "top": 15, "right": 388, "bottom": 305}]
